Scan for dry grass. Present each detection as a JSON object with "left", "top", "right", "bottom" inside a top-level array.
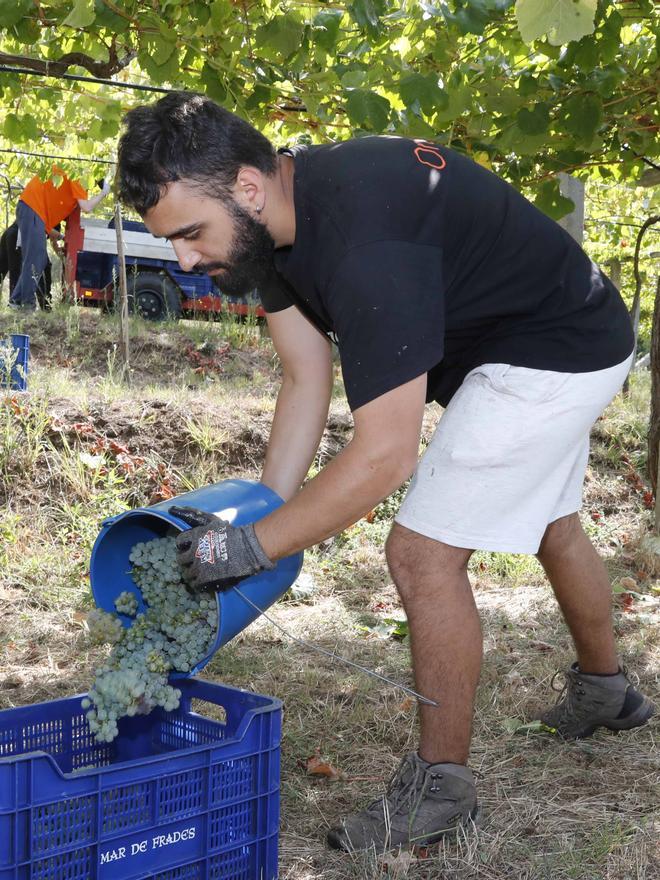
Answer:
[{"left": 0, "top": 306, "right": 658, "bottom": 879}]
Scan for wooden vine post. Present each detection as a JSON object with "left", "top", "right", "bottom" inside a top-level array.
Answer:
[
  {"left": 114, "top": 202, "right": 131, "bottom": 383},
  {"left": 649, "top": 274, "right": 660, "bottom": 517}
]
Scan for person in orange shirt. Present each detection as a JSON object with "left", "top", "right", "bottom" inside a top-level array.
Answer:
[{"left": 10, "top": 167, "right": 110, "bottom": 310}]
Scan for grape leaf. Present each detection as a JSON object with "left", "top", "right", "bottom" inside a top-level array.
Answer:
[
  {"left": 3, "top": 113, "right": 38, "bottom": 142},
  {"left": 399, "top": 73, "right": 445, "bottom": 115},
  {"left": 2, "top": 114, "right": 23, "bottom": 142},
  {"left": 0, "top": 0, "right": 32, "bottom": 29},
  {"left": 534, "top": 179, "right": 576, "bottom": 219},
  {"left": 517, "top": 103, "right": 550, "bottom": 135},
  {"left": 312, "top": 10, "right": 343, "bottom": 52},
  {"left": 561, "top": 93, "right": 604, "bottom": 145},
  {"left": 515, "top": 0, "right": 597, "bottom": 46},
  {"left": 345, "top": 89, "right": 391, "bottom": 131},
  {"left": 200, "top": 62, "right": 228, "bottom": 104},
  {"left": 256, "top": 15, "right": 305, "bottom": 61},
  {"left": 63, "top": 0, "right": 96, "bottom": 29},
  {"left": 348, "top": 0, "right": 386, "bottom": 35}
]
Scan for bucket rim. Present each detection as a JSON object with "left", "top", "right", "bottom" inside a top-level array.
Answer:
[{"left": 100, "top": 508, "right": 189, "bottom": 530}]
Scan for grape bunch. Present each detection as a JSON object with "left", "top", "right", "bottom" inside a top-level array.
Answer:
[
  {"left": 86, "top": 609, "right": 124, "bottom": 646},
  {"left": 114, "top": 591, "right": 139, "bottom": 616},
  {"left": 84, "top": 535, "right": 218, "bottom": 743}
]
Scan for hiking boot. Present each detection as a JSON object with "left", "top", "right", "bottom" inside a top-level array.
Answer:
[
  {"left": 7, "top": 301, "right": 36, "bottom": 311},
  {"left": 540, "top": 663, "right": 655, "bottom": 739},
  {"left": 327, "top": 752, "right": 478, "bottom": 852}
]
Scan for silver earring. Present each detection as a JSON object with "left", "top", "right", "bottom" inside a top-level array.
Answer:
[{"left": 255, "top": 205, "right": 263, "bottom": 214}]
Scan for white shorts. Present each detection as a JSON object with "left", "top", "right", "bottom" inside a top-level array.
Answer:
[{"left": 395, "top": 356, "right": 633, "bottom": 554}]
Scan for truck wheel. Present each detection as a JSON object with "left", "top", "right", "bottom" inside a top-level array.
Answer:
[{"left": 126, "top": 272, "right": 182, "bottom": 321}]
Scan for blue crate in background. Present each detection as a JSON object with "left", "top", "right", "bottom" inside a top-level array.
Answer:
[
  {"left": 0, "top": 335, "right": 29, "bottom": 392},
  {"left": 0, "top": 679, "right": 281, "bottom": 880}
]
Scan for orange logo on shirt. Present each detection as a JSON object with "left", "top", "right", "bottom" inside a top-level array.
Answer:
[{"left": 413, "top": 140, "right": 446, "bottom": 171}]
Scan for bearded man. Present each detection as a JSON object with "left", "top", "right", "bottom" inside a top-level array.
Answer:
[{"left": 116, "top": 92, "right": 654, "bottom": 853}]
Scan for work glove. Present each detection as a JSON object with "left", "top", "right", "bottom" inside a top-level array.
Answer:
[
  {"left": 170, "top": 505, "right": 275, "bottom": 594},
  {"left": 100, "top": 178, "right": 112, "bottom": 195}
]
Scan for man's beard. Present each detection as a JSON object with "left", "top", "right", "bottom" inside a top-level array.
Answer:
[{"left": 198, "top": 202, "right": 276, "bottom": 297}]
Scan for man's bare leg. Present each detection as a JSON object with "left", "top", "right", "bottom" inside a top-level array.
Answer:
[
  {"left": 327, "top": 525, "right": 481, "bottom": 851},
  {"left": 385, "top": 523, "right": 478, "bottom": 764},
  {"left": 536, "top": 512, "right": 618, "bottom": 674}
]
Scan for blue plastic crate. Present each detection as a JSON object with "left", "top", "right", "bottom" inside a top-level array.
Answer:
[
  {"left": 0, "top": 679, "right": 281, "bottom": 880},
  {"left": 0, "top": 335, "right": 29, "bottom": 392}
]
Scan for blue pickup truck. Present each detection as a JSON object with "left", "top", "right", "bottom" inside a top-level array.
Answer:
[{"left": 64, "top": 210, "right": 264, "bottom": 322}]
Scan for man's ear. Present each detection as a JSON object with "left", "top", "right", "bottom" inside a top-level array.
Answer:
[{"left": 233, "top": 166, "right": 265, "bottom": 214}]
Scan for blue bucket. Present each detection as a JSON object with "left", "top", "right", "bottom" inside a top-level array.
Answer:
[
  {"left": 0, "top": 334, "right": 29, "bottom": 391},
  {"left": 90, "top": 478, "right": 303, "bottom": 676}
]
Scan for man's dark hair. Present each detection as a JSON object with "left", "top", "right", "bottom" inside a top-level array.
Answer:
[{"left": 117, "top": 91, "right": 277, "bottom": 214}]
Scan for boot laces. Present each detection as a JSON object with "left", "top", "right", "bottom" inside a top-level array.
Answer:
[
  {"left": 548, "top": 669, "right": 588, "bottom": 723},
  {"left": 364, "top": 755, "right": 432, "bottom": 819}
]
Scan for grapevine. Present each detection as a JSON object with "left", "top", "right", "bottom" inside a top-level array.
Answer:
[{"left": 84, "top": 536, "right": 218, "bottom": 742}]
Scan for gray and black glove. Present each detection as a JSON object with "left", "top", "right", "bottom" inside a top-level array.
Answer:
[{"left": 170, "top": 505, "right": 275, "bottom": 594}]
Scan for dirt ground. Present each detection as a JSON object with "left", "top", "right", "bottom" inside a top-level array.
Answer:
[{"left": 0, "top": 306, "right": 658, "bottom": 880}]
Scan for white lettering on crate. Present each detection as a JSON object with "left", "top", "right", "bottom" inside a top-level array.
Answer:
[
  {"left": 100, "top": 846, "right": 126, "bottom": 863},
  {"left": 152, "top": 827, "right": 196, "bottom": 849},
  {"left": 99, "top": 826, "right": 196, "bottom": 864}
]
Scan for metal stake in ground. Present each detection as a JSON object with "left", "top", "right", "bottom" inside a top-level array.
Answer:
[
  {"left": 113, "top": 203, "right": 130, "bottom": 383},
  {"left": 233, "top": 586, "right": 439, "bottom": 707}
]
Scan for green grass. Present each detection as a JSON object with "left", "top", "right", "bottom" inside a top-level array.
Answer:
[{"left": 0, "top": 305, "right": 657, "bottom": 880}]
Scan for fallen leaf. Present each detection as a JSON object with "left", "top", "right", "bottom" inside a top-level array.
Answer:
[
  {"left": 109, "top": 439, "right": 131, "bottom": 456},
  {"left": 70, "top": 422, "right": 97, "bottom": 436},
  {"left": 381, "top": 851, "right": 418, "bottom": 874},
  {"left": 503, "top": 717, "right": 554, "bottom": 735},
  {"left": 306, "top": 755, "right": 342, "bottom": 780},
  {"left": 529, "top": 639, "right": 554, "bottom": 653},
  {"left": 149, "top": 483, "right": 176, "bottom": 504},
  {"left": 621, "top": 592, "right": 635, "bottom": 612},
  {"left": 413, "top": 846, "right": 431, "bottom": 859},
  {"left": 619, "top": 577, "right": 637, "bottom": 590}
]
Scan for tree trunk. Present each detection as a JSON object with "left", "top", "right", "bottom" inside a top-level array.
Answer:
[
  {"left": 648, "top": 274, "right": 660, "bottom": 493},
  {"left": 623, "top": 215, "right": 659, "bottom": 394}
]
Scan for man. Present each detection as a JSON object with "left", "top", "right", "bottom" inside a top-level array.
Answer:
[
  {"left": 117, "top": 92, "right": 655, "bottom": 852},
  {"left": 0, "top": 221, "right": 21, "bottom": 298},
  {"left": 1, "top": 220, "right": 60, "bottom": 311},
  {"left": 10, "top": 169, "right": 110, "bottom": 310}
]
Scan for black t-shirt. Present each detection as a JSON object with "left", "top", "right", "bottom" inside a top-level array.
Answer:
[{"left": 260, "top": 137, "right": 633, "bottom": 411}]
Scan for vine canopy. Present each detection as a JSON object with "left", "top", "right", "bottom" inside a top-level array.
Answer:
[{"left": 0, "top": 0, "right": 657, "bottom": 218}]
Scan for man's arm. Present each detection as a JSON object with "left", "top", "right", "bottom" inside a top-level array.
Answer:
[
  {"left": 261, "top": 305, "right": 334, "bottom": 501},
  {"left": 47, "top": 228, "right": 64, "bottom": 257},
  {"left": 255, "top": 373, "right": 426, "bottom": 559},
  {"left": 77, "top": 181, "right": 111, "bottom": 213}
]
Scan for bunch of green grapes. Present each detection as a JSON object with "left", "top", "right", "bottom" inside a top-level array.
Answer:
[{"left": 84, "top": 536, "right": 218, "bottom": 743}]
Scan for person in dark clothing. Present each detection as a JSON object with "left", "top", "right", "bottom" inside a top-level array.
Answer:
[
  {"left": 36, "top": 260, "right": 52, "bottom": 312},
  {"left": 0, "top": 221, "right": 22, "bottom": 297},
  {"left": 116, "top": 92, "right": 654, "bottom": 853},
  {"left": 1, "top": 220, "right": 55, "bottom": 310},
  {"left": 10, "top": 170, "right": 109, "bottom": 309}
]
